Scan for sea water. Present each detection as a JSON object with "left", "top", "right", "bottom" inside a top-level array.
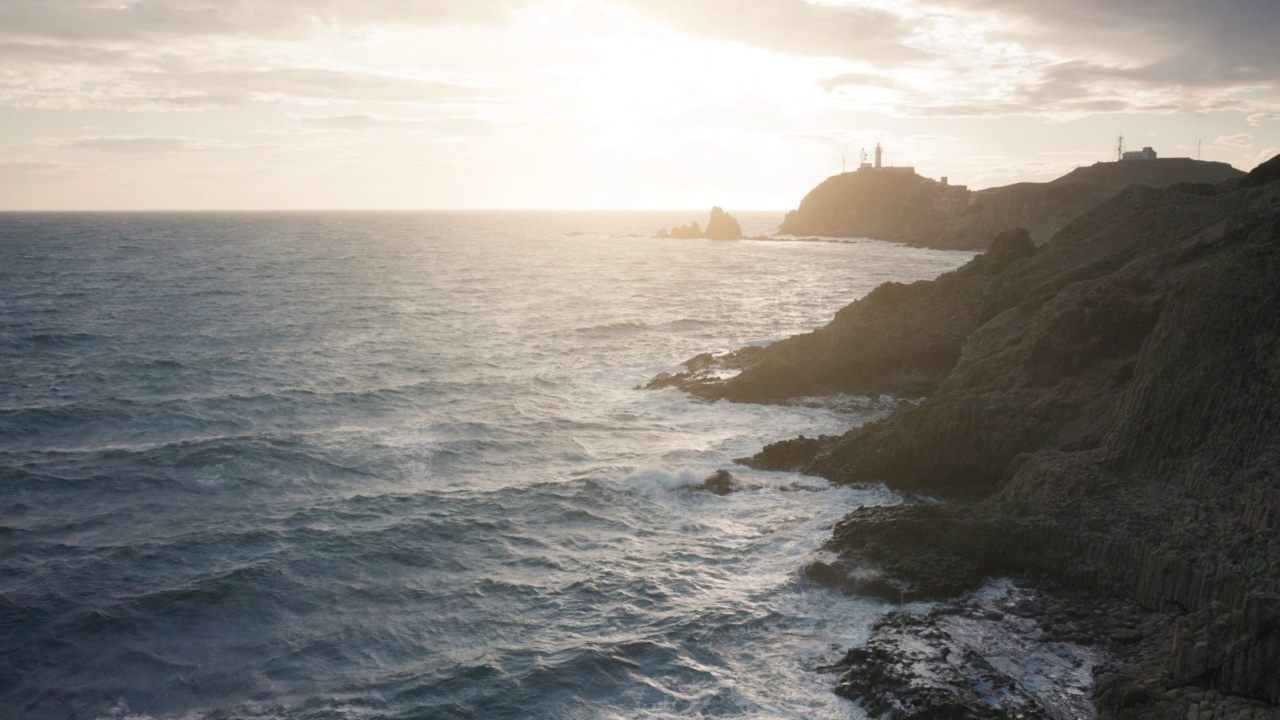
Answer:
[{"left": 0, "top": 212, "right": 975, "bottom": 719}]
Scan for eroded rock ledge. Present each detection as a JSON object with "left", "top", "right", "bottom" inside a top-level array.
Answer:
[{"left": 653, "top": 153, "right": 1280, "bottom": 717}]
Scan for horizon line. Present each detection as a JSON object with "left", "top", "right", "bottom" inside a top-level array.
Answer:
[{"left": 0, "top": 207, "right": 793, "bottom": 214}]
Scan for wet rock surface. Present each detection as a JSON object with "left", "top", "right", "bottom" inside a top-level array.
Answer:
[
  {"left": 683, "top": 469, "right": 753, "bottom": 495},
  {"left": 823, "top": 581, "right": 1108, "bottom": 720}
]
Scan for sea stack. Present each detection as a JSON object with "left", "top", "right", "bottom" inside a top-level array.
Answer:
[{"left": 654, "top": 207, "right": 744, "bottom": 239}]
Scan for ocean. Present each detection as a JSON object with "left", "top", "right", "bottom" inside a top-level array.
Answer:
[{"left": 0, "top": 212, "right": 975, "bottom": 719}]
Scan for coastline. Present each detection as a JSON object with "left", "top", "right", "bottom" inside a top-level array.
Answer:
[{"left": 656, "top": 155, "right": 1280, "bottom": 717}]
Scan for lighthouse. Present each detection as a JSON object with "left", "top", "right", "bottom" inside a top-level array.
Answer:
[{"left": 874, "top": 143, "right": 882, "bottom": 169}]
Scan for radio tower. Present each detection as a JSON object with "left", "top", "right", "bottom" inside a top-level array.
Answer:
[{"left": 1116, "top": 135, "right": 1125, "bottom": 162}]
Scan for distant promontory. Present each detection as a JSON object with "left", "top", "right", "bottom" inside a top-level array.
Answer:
[{"left": 779, "top": 147, "right": 1245, "bottom": 249}]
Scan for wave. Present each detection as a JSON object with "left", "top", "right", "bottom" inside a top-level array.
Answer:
[
  {"left": 574, "top": 320, "right": 651, "bottom": 336},
  {"left": 17, "top": 331, "right": 102, "bottom": 345}
]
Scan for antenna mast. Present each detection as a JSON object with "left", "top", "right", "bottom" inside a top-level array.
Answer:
[
  {"left": 1197, "top": 139, "right": 1202, "bottom": 160},
  {"left": 842, "top": 154, "right": 846, "bottom": 174},
  {"left": 1116, "top": 135, "right": 1125, "bottom": 161}
]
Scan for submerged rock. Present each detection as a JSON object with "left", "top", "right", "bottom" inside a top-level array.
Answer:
[
  {"left": 683, "top": 469, "right": 755, "bottom": 495},
  {"left": 699, "top": 469, "right": 737, "bottom": 495}
]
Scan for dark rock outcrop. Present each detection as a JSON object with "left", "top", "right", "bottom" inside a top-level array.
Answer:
[
  {"left": 654, "top": 153, "right": 1280, "bottom": 716},
  {"left": 684, "top": 469, "right": 746, "bottom": 495},
  {"left": 654, "top": 207, "right": 744, "bottom": 240},
  {"left": 650, "top": 228, "right": 1038, "bottom": 404},
  {"left": 822, "top": 582, "right": 1110, "bottom": 720}
]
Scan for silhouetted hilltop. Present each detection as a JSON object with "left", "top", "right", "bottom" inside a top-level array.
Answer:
[
  {"left": 1048, "top": 157, "right": 1242, "bottom": 192},
  {"left": 652, "top": 153, "right": 1280, "bottom": 717},
  {"left": 777, "top": 168, "right": 943, "bottom": 241},
  {"left": 779, "top": 158, "right": 1246, "bottom": 250}
]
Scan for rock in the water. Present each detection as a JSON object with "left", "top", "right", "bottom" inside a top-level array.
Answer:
[
  {"left": 704, "top": 206, "right": 744, "bottom": 239},
  {"left": 663, "top": 221, "right": 703, "bottom": 239},
  {"left": 684, "top": 469, "right": 752, "bottom": 495},
  {"left": 700, "top": 469, "right": 736, "bottom": 495},
  {"left": 653, "top": 207, "right": 744, "bottom": 240}
]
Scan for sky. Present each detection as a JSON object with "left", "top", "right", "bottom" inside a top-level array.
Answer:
[{"left": 1, "top": 0, "right": 1278, "bottom": 210}]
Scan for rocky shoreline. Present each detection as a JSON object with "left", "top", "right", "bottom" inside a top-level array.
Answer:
[{"left": 654, "top": 154, "right": 1280, "bottom": 718}]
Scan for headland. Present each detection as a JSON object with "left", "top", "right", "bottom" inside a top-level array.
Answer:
[
  {"left": 652, "top": 151, "right": 1280, "bottom": 718},
  {"left": 778, "top": 145, "right": 1245, "bottom": 250}
]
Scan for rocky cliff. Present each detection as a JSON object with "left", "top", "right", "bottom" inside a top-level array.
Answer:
[
  {"left": 654, "top": 155, "right": 1280, "bottom": 718},
  {"left": 778, "top": 158, "right": 1245, "bottom": 250}
]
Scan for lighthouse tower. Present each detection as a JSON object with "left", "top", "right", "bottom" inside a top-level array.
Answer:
[{"left": 874, "top": 143, "right": 882, "bottom": 169}]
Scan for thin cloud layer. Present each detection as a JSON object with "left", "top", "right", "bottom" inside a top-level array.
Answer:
[
  {"left": 0, "top": 0, "right": 532, "bottom": 42},
  {"left": 1, "top": 0, "right": 1276, "bottom": 209},
  {"left": 617, "top": 0, "right": 924, "bottom": 64},
  {"left": 299, "top": 114, "right": 498, "bottom": 134},
  {"left": 905, "top": 0, "right": 1280, "bottom": 116},
  {"left": 59, "top": 136, "right": 241, "bottom": 153},
  {"left": 3, "top": 1, "right": 1275, "bottom": 118}
]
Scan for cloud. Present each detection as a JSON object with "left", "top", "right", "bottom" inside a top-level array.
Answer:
[
  {"left": 0, "top": 65, "right": 500, "bottom": 111},
  {"left": 0, "top": 1, "right": 520, "bottom": 111},
  {"left": 1253, "top": 148, "right": 1280, "bottom": 169},
  {"left": 932, "top": 1, "right": 1280, "bottom": 100},
  {"left": 618, "top": 0, "right": 924, "bottom": 64},
  {"left": 0, "top": 41, "right": 135, "bottom": 65},
  {"left": 1248, "top": 112, "right": 1280, "bottom": 127},
  {"left": 797, "top": 1, "right": 1280, "bottom": 118},
  {"left": 58, "top": 136, "right": 244, "bottom": 153},
  {"left": 1215, "top": 134, "right": 1253, "bottom": 148},
  {"left": 0, "top": 0, "right": 1276, "bottom": 123},
  {"left": 818, "top": 71, "right": 902, "bottom": 92},
  {"left": 0, "top": 160, "right": 77, "bottom": 178},
  {"left": 0, "top": 0, "right": 535, "bottom": 43},
  {"left": 299, "top": 114, "right": 498, "bottom": 134},
  {"left": 144, "top": 68, "right": 498, "bottom": 106}
]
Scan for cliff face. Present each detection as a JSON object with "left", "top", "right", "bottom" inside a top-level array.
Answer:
[
  {"left": 778, "top": 158, "right": 1245, "bottom": 250},
  {"left": 655, "top": 156, "right": 1280, "bottom": 715}
]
